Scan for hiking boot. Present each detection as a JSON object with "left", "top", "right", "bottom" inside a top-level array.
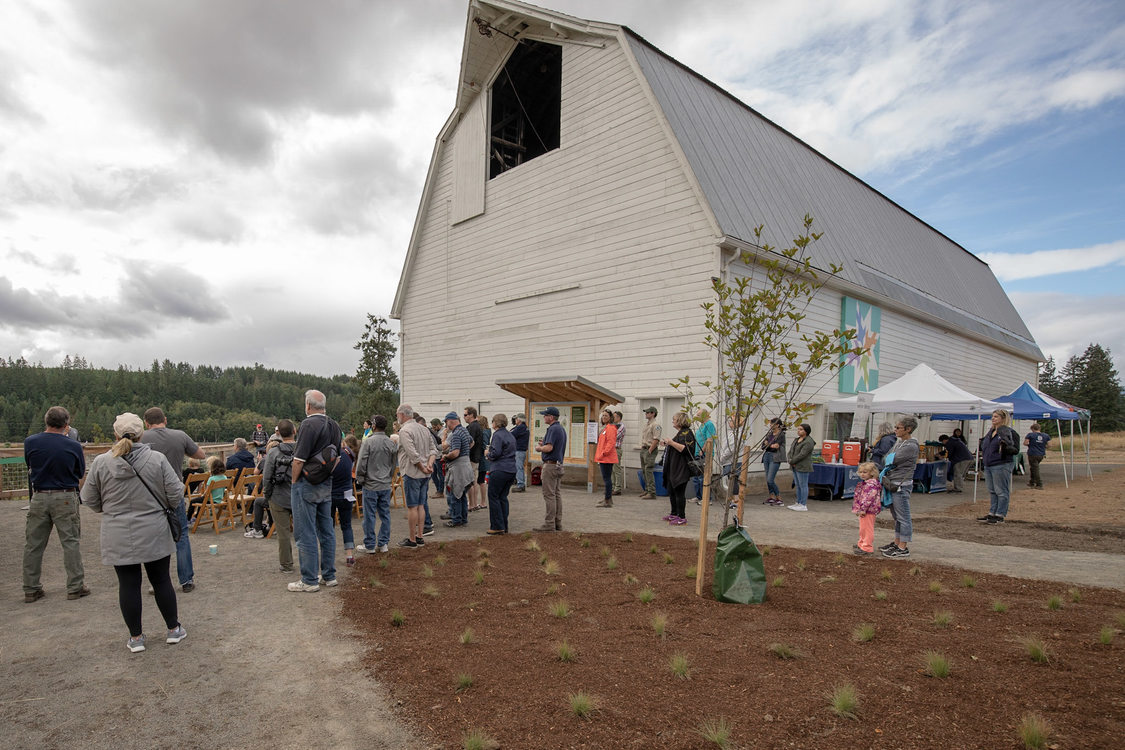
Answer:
[
  {"left": 987, "top": 515, "right": 1004, "bottom": 524},
  {"left": 127, "top": 635, "right": 146, "bottom": 653},
  {"left": 976, "top": 515, "right": 994, "bottom": 523},
  {"left": 882, "top": 546, "right": 910, "bottom": 559},
  {"left": 24, "top": 589, "right": 45, "bottom": 603},
  {"left": 67, "top": 585, "right": 91, "bottom": 600},
  {"left": 595, "top": 500, "right": 613, "bottom": 508},
  {"left": 166, "top": 625, "right": 187, "bottom": 644}
]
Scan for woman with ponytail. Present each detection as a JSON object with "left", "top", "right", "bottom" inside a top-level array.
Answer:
[{"left": 81, "top": 412, "right": 187, "bottom": 653}]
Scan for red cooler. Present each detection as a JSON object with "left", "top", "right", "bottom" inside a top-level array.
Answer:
[
  {"left": 821, "top": 439, "right": 840, "bottom": 463},
  {"left": 842, "top": 441, "right": 862, "bottom": 465}
]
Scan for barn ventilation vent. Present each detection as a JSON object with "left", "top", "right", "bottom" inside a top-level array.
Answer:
[{"left": 489, "top": 40, "right": 561, "bottom": 178}]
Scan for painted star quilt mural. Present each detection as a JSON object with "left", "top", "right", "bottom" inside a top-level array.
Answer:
[{"left": 839, "top": 296, "right": 881, "bottom": 393}]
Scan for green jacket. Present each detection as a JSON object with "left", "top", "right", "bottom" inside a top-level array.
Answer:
[{"left": 788, "top": 436, "right": 815, "bottom": 472}]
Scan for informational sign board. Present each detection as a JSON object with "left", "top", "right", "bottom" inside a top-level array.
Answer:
[{"left": 530, "top": 403, "right": 588, "bottom": 463}]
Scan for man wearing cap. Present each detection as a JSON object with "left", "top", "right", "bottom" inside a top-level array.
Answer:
[
  {"left": 639, "top": 406, "right": 662, "bottom": 499},
  {"left": 510, "top": 413, "right": 530, "bottom": 492},
  {"left": 534, "top": 406, "right": 567, "bottom": 532},
  {"left": 440, "top": 411, "right": 474, "bottom": 528},
  {"left": 611, "top": 409, "right": 625, "bottom": 496},
  {"left": 251, "top": 423, "right": 268, "bottom": 448},
  {"left": 141, "top": 406, "right": 204, "bottom": 592},
  {"left": 428, "top": 418, "right": 446, "bottom": 499},
  {"left": 23, "top": 406, "right": 88, "bottom": 603}
]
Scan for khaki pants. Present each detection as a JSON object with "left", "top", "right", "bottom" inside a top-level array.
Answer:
[
  {"left": 23, "top": 491, "right": 84, "bottom": 594},
  {"left": 639, "top": 449, "right": 658, "bottom": 494},
  {"left": 611, "top": 446, "right": 624, "bottom": 492},
  {"left": 541, "top": 463, "right": 564, "bottom": 529},
  {"left": 269, "top": 501, "right": 294, "bottom": 570}
]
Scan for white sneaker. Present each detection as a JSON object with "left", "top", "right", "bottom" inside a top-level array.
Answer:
[
  {"left": 287, "top": 580, "right": 320, "bottom": 592},
  {"left": 354, "top": 544, "right": 366, "bottom": 553},
  {"left": 787, "top": 503, "right": 808, "bottom": 512},
  {"left": 378, "top": 544, "right": 389, "bottom": 553},
  {"left": 319, "top": 576, "right": 339, "bottom": 588},
  {"left": 243, "top": 528, "right": 256, "bottom": 538}
]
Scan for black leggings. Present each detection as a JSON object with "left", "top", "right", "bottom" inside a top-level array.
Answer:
[
  {"left": 668, "top": 482, "right": 688, "bottom": 519},
  {"left": 114, "top": 556, "right": 178, "bottom": 637}
]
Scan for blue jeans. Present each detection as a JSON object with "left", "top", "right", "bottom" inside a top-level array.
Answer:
[
  {"left": 515, "top": 450, "right": 527, "bottom": 488},
  {"left": 763, "top": 454, "right": 781, "bottom": 497},
  {"left": 431, "top": 462, "right": 445, "bottom": 494},
  {"left": 174, "top": 501, "right": 194, "bottom": 586},
  {"left": 984, "top": 464, "right": 1012, "bottom": 518},
  {"left": 291, "top": 479, "right": 335, "bottom": 586},
  {"left": 792, "top": 470, "right": 810, "bottom": 506},
  {"left": 447, "top": 483, "right": 468, "bottom": 525},
  {"left": 362, "top": 489, "right": 391, "bottom": 548},
  {"left": 487, "top": 469, "right": 515, "bottom": 531},
  {"left": 889, "top": 485, "right": 913, "bottom": 543}
]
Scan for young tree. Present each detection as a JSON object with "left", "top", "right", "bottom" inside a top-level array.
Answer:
[
  {"left": 352, "top": 314, "right": 400, "bottom": 428},
  {"left": 673, "top": 215, "right": 859, "bottom": 525}
]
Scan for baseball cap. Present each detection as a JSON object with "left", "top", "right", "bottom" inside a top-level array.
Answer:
[
  {"left": 644, "top": 406, "right": 658, "bottom": 414},
  {"left": 513, "top": 412, "right": 526, "bottom": 420},
  {"left": 113, "top": 412, "right": 144, "bottom": 440},
  {"left": 539, "top": 406, "right": 560, "bottom": 417},
  {"left": 444, "top": 411, "right": 460, "bottom": 421}
]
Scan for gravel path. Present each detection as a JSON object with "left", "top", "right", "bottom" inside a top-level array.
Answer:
[{"left": 3, "top": 464, "right": 1121, "bottom": 749}]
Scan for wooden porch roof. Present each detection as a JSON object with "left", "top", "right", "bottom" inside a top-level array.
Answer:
[{"left": 496, "top": 376, "right": 624, "bottom": 406}]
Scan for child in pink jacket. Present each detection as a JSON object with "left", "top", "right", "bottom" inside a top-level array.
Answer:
[{"left": 851, "top": 461, "right": 882, "bottom": 554}]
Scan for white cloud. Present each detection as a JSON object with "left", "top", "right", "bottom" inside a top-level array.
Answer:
[
  {"left": 1010, "top": 290, "right": 1125, "bottom": 376},
  {"left": 981, "top": 240, "right": 1125, "bottom": 281}
]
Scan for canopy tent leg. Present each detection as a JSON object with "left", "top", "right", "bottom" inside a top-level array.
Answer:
[
  {"left": 1083, "top": 418, "right": 1092, "bottom": 480},
  {"left": 972, "top": 415, "right": 982, "bottom": 503},
  {"left": 1056, "top": 419, "right": 1068, "bottom": 488}
]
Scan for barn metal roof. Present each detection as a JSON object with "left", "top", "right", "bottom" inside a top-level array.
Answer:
[{"left": 624, "top": 31, "right": 1043, "bottom": 361}]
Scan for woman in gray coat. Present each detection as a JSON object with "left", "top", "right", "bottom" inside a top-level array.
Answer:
[{"left": 81, "top": 412, "right": 186, "bottom": 653}]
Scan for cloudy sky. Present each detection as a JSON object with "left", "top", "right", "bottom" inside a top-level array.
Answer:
[{"left": 2, "top": 0, "right": 1124, "bottom": 378}]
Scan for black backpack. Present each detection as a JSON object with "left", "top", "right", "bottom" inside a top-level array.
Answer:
[
  {"left": 270, "top": 443, "right": 296, "bottom": 486},
  {"left": 300, "top": 418, "right": 340, "bottom": 485}
]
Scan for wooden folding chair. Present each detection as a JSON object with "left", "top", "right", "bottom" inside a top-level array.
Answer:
[
  {"left": 190, "top": 478, "right": 234, "bottom": 534},
  {"left": 353, "top": 479, "right": 363, "bottom": 518},
  {"left": 229, "top": 472, "right": 260, "bottom": 527},
  {"left": 390, "top": 468, "right": 404, "bottom": 509},
  {"left": 183, "top": 472, "right": 210, "bottom": 523}
]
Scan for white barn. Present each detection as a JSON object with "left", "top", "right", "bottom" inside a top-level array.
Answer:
[{"left": 391, "top": 0, "right": 1042, "bottom": 471}]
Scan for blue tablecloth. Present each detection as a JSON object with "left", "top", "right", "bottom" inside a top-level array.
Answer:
[
  {"left": 809, "top": 462, "right": 861, "bottom": 500},
  {"left": 913, "top": 460, "right": 949, "bottom": 493}
]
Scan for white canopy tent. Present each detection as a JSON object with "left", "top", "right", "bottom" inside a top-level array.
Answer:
[{"left": 827, "top": 363, "right": 1014, "bottom": 502}]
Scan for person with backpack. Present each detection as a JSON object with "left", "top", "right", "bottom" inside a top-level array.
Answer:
[
  {"left": 978, "top": 408, "right": 1019, "bottom": 524},
  {"left": 355, "top": 415, "right": 397, "bottom": 554},
  {"left": 261, "top": 421, "right": 298, "bottom": 572},
  {"left": 287, "top": 390, "right": 342, "bottom": 592}
]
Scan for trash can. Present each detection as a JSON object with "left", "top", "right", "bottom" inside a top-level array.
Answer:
[{"left": 635, "top": 468, "right": 669, "bottom": 496}]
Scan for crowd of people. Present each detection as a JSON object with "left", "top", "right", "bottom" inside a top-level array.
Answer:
[{"left": 20, "top": 394, "right": 1041, "bottom": 652}]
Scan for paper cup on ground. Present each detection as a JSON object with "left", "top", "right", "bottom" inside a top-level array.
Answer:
[{"left": 208, "top": 544, "right": 218, "bottom": 555}]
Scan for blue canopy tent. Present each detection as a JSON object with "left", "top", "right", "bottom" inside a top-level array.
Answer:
[{"left": 932, "top": 382, "right": 1091, "bottom": 486}]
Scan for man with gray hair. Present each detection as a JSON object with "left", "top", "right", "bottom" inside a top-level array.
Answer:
[
  {"left": 23, "top": 406, "right": 88, "bottom": 603},
  {"left": 394, "top": 404, "right": 437, "bottom": 548},
  {"left": 287, "top": 389, "right": 341, "bottom": 592},
  {"left": 225, "top": 437, "right": 256, "bottom": 470}
]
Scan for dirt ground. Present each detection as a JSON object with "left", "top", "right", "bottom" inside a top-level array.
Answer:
[
  {"left": 343, "top": 532, "right": 1125, "bottom": 749},
  {"left": 2, "top": 458, "right": 1122, "bottom": 750}
]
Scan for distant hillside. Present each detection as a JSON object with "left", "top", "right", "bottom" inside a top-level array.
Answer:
[{"left": 0, "top": 357, "right": 361, "bottom": 444}]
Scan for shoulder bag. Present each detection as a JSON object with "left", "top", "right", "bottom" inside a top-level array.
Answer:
[{"left": 127, "top": 459, "right": 182, "bottom": 543}]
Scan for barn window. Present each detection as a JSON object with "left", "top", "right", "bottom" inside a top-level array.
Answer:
[{"left": 489, "top": 40, "right": 561, "bottom": 178}]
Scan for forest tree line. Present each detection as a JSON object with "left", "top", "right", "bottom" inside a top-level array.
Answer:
[{"left": 0, "top": 357, "right": 369, "bottom": 445}]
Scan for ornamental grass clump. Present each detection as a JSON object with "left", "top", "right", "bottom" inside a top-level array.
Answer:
[
  {"left": 455, "top": 673, "right": 473, "bottom": 692},
  {"left": 623, "top": 533, "right": 633, "bottom": 543},
  {"left": 929, "top": 580, "right": 944, "bottom": 594},
  {"left": 472, "top": 570, "right": 485, "bottom": 586},
  {"left": 960, "top": 575, "right": 976, "bottom": 588},
  {"left": 669, "top": 653, "right": 691, "bottom": 679},
  {"left": 421, "top": 564, "right": 434, "bottom": 578},
  {"left": 992, "top": 600, "right": 1008, "bottom": 613},
  {"left": 1098, "top": 626, "right": 1115, "bottom": 645},
  {"left": 827, "top": 683, "right": 859, "bottom": 720},
  {"left": 796, "top": 558, "right": 807, "bottom": 571},
  {"left": 694, "top": 716, "right": 734, "bottom": 749},
  {"left": 546, "top": 582, "right": 559, "bottom": 595},
  {"left": 605, "top": 556, "right": 618, "bottom": 571},
  {"left": 932, "top": 610, "right": 954, "bottom": 628},
  {"left": 525, "top": 539, "right": 540, "bottom": 552},
  {"left": 873, "top": 590, "right": 888, "bottom": 601},
  {"left": 685, "top": 565, "right": 696, "bottom": 578},
  {"left": 543, "top": 559, "right": 561, "bottom": 576},
  {"left": 367, "top": 576, "right": 384, "bottom": 588},
  {"left": 390, "top": 609, "right": 406, "bottom": 627},
  {"left": 852, "top": 623, "right": 875, "bottom": 643},
  {"left": 637, "top": 587, "right": 656, "bottom": 603},
  {"left": 581, "top": 538, "right": 591, "bottom": 548},
  {"left": 1017, "top": 712, "right": 1051, "bottom": 749},
  {"left": 459, "top": 627, "right": 474, "bottom": 645},
  {"left": 623, "top": 573, "right": 638, "bottom": 584},
  {"left": 769, "top": 643, "right": 798, "bottom": 660},
  {"left": 663, "top": 552, "right": 675, "bottom": 565},
  {"left": 649, "top": 544, "right": 659, "bottom": 554},
  {"left": 434, "top": 554, "right": 447, "bottom": 567},
  {"left": 568, "top": 691, "right": 597, "bottom": 718},
  {"left": 1068, "top": 588, "right": 1081, "bottom": 603},
  {"left": 921, "top": 650, "right": 952, "bottom": 678},
  {"left": 422, "top": 583, "right": 440, "bottom": 598},
  {"left": 772, "top": 575, "right": 785, "bottom": 588},
  {"left": 600, "top": 546, "right": 611, "bottom": 558},
  {"left": 880, "top": 568, "right": 893, "bottom": 581},
  {"left": 549, "top": 599, "right": 571, "bottom": 618},
  {"left": 651, "top": 613, "right": 668, "bottom": 638},
  {"left": 1046, "top": 595, "right": 1063, "bottom": 611},
  {"left": 1022, "top": 636, "right": 1051, "bottom": 664},
  {"left": 461, "top": 728, "right": 499, "bottom": 750},
  {"left": 556, "top": 640, "right": 577, "bottom": 663}
]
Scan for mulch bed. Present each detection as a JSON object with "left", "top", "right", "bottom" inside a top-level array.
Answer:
[{"left": 342, "top": 532, "right": 1125, "bottom": 749}]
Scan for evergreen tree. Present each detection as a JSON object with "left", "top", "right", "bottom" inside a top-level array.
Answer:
[
  {"left": 1068, "top": 344, "right": 1122, "bottom": 431},
  {"left": 351, "top": 314, "right": 400, "bottom": 428},
  {"left": 1038, "top": 355, "right": 1059, "bottom": 393}
]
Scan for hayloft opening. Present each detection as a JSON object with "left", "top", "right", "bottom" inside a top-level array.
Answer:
[{"left": 489, "top": 40, "right": 561, "bottom": 178}]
